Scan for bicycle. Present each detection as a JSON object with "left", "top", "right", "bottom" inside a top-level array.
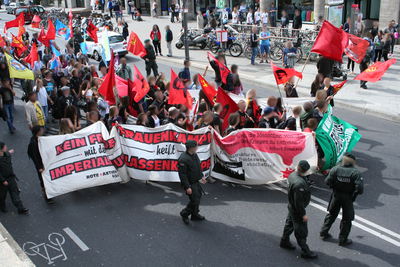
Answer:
[{"left": 208, "top": 33, "right": 243, "bottom": 57}]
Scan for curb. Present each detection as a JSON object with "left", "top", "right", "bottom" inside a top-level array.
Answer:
[
  {"left": 0, "top": 223, "right": 35, "bottom": 267},
  {"left": 157, "top": 55, "right": 400, "bottom": 124}
]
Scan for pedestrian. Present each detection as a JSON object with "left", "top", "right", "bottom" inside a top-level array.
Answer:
[
  {"left": 284, "top": 77, "right": 298, "bottom": 97},
  {"left": 254, "top": 7, "right": 261, "bottom": 25},
  {"left": 107, "top": 0, "right": 113, "bottom": 17},
  {"left": 280, "top": 10, "right": 289, "bottom": 36},
  {"left": 283, "top": 41, "right": 297, "bottom": 68},
  {"left": 231, "top": 64, "right": 243, "bottom": 95},
  {"left": 384, "top": 20, "right": 397, "bottom": 55},
  {"left": 113, "top": 0, "right": 122, "bottom": 22},
  {"left": 178, "top": 60, "right": 191, "bottom": 82},
  {"left": 292, "top": 9, "right": 302, "bottom": 36},
  {"left": 359, "top": 50, "right": 371, "bottom": 89},
  {"left": 246, "top": 8, "right": 254, "bottom": 25},
  {"left": 0, "top": 142, "right": 29, "bottom": 215},
  {"left": 258, "top": 107, "right": 276, "bottom": 128},
  {"left": 269, "top": 2, "right": 277, "bottom": 27},
  {"left": 174, "top": 2, "right": 180, "bottom": 22},
  {"left": 373, "top": 30, "right": 383, "bottom": 62},
  {"left": 116, "top": 57, "right": 132, "bottom": 80},
  {"left": 165, "top": 25, "right": 173, "bottom": 57},
  {"left": 250, "top": 26, "right": 259, "bottom": 65},
  {"left": 170, "top": 1, "right": 176, "bottom": 23},
  {"left": 143, "top": 39, "right": 159, "bottom": 77},
  {"left": 90, "top": 0, "right": 96, "bottom": 11},
  {"left": 0, "top": 79, "right": 16, "bottom": 134},
  {"left": 150, "top": 24, "right": 162, "bottom": 56},
  {"left": 354, "top": 14, "right": 365, "bottom": 37},
  {"left": 152, "top": 0, "right": 158, "bottom": 17},
  {"left": 25, "top": 91, "right": 45, "bottom": 130},
  {"left": 316, "top": 56, "right": 334, "bottom": 78},
  {"left": 382, "top": 33, "right": 391, "bottom": 61},
  {"left": 259, "top": 25, "right": 271, "bottom": 63},
  {"left": 27, "top": 126, "right": 55, "bottom": 204},
  {"left": 261, "top": 8, "right": 268, "bottom": 26},
  {"left": 197, "top": 11, "right": 204, "bottom": 29},
  {"left": 231, "top": 6, "right": 239, "bottom": 24},
  {"left": 320, "top": 152, "right": 364, "bottom": 246},
  {"left": 280, "top": 160, "right": 317, "bottom": 259},
  {"left": 320, "top": 77, "right": 335, "bottom": 106},
  {"left": 178, "top": 140, "right": 207, "bottom": 225}
]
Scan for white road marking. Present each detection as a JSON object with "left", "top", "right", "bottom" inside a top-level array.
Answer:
[
  {"left": 63, "top": 228, "right": 90, "bottom": 251},
  {"left": 266, "top": 184, "right": 400, "bottom": 247}
]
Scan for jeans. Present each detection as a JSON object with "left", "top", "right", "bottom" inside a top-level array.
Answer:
[
  {"left": 167, "top": 41, "right": 172, "bottom": 56},
  {"left": 42, "top": 105, "right": 49, "bottom": 121},
  {"left": 3, "top": 103, "right": 14, "bottom": 131},
  {"left": 251, "top": 47, "right": 258, "bottom": 64}
]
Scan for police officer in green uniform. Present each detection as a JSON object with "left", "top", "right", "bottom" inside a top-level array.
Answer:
[
  {"left": 178, "top": 140, "right": 207, "bottom": 225},
  {"left": 320, "top": 152, "right": 364, "bottom": 246},
  {"left": 280, "top": 160, "right": 317, "bottom": 259}
]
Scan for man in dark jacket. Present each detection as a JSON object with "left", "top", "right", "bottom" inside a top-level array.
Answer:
[
  {"left": 292, "top": 9, "right": 302, "bottom": 36},
  {"left": 55, "top": 86, "right": 76, "bottom": 119},
  {"left": 0, "top": 142, "right": 29, "bottom": 214},
  {"left": 320, "top": 152, "right": 363, "bottom": 246},
  {"left": 317, "top": 56, "right": 334, "bottom": 78},
  {"left": 27, "top": 126, "right": 54, "bottom": 204},
  {"left": 178, "top": 140, "right": 206, "bottom": 224},
  {"left": 165, "top": 25, "right": 173, "bottom": 57},
  {"left": 143, "top": 39, "right": 159, "bottom": 77},
  {"left": 280, "top": 160, "right": 317, "bottom": 259}
]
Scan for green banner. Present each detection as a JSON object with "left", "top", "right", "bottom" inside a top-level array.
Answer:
[{"left": 315, "top": 106, "right": 362, "bottom": 170}]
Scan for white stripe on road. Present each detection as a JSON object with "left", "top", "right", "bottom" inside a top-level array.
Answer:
[
  {"left": 63, "top": 227, "right": 90, "bottom": 251},
  {"left": 266, "top": 184, "right": 400, "bottom": 247}
]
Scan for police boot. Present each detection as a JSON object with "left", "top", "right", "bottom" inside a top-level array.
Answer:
[
  {"left": 300, "top": 247, "right": 318, "bottom": 259},
  {"left": 320, "top": 233, "right": 332, "bottom": 241},
  {"left": 279, "top": 239, "right": 296, "bottom": 250},
  {"left": 191, "top": 214, "right": 205, "bottom": 221},
  {"left": 180, "top": 211, "right": 190, "bottom": 225},
  {"left": 339, "top": 239, "right": 353, "bottom": 246}
]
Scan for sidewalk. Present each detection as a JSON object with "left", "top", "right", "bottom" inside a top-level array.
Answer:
[
  {"left": 127, "top": 15, "right": 400, "bottom": 122},
  {"left": 0, "top": 223, "right": 35, "bottom": 267}
]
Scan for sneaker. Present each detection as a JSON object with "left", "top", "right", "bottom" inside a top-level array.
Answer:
[
  {"left": 339, "top": 239, "right": 353, "bottom": 246},
  {"left": 18, "top": 208, "right": 29, "bottom": 215},
  {"left": 280, "top": 240, "right": 296, "bottom": 250},
  {"left": 191, "top": 214, "right": 205, "bottom": 221},
  {"left": 301, "top": 250, "right": 318, "bottom": 259},
  {"left": 320, "top": 233, "right": 332, "bottom": 241}
]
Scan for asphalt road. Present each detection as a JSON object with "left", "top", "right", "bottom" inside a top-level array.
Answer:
[{"left": 0, "top": 13, "right": 400, "bottom": 267}]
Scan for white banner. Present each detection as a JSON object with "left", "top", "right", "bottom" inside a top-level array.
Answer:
[
  {"left": 111, "top": 123, "right": 212, "bottom": 182},
  {"left": 211, "top": 128, "right": 318, "bottom": 184},
  {"left": 39, "top": 122, "right": 122, "bottom": 198}
]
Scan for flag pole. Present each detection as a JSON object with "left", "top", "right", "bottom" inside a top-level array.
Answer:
[{"left": 294, "top": 51, "right": 312, "bottom": 88}]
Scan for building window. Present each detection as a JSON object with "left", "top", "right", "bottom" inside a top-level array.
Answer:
[
  {"left": 360, "top": 0, "right": 380, "bottom": 20},
  {"left": 277, "top": 0, "right": 315, "bottom": 22}
]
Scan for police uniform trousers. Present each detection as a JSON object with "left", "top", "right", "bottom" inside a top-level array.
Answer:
[
  {"left": 145, "top": 61, "right": 159, "bottom": 77},
  {"left": 180, "top": 183, "right": 202, "bottom": 218},
  {"left": 0, "top": 178, "right": 24, "bottom": 211},
  {"left": 320, "top": 193, "right": 354, "bottom": 242},
  {"left": 282, "top": 208, "right": 310, "bottom": 251}
]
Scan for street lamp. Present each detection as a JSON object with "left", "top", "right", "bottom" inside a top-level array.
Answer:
[{"left": 182, "top": 0, "right": 190, "bottom": 60}]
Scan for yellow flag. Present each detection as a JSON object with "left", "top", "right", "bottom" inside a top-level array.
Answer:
[{"left": 5, "top": 53, "right": 34, "bottom": 80}]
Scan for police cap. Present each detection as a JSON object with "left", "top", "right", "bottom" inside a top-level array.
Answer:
[
  {"left": 185, "top": 140, "right": 198, "bottom": 149},
  {"left": 298, "top": 160, "right": 310, "bottom": 172}
]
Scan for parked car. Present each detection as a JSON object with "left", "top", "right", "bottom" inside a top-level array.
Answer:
[
  {"left": 85, "top": 31, "right": 128, "bottom": 61},
  {"left": 13, "top": 5, "right": 46, "bottom": 24},
  {"left": 6, "top": 2, "right": 24, "bottom": 14}
]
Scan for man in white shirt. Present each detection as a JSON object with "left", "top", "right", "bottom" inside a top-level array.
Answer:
[{"left": 261, "top": 9, "right": 269, "bottom": 26}]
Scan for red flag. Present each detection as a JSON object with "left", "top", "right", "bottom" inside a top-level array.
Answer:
[
  {"left": 5, "top": 13, "right": 24, "bottom": 31},
  {"left": 98, "top": 53, "right": 116, "bottom": 105},
  {"left": 168, "top": 69, "right": 193, "bottom": 109},
  {"left": 127, "top": 32, "right": 147, "bottom": 57},
  {"left": 46, "top": 19, "right": 56, "bottom": 40},
  {"left": 87, "top": 21, "right": 99, "bottom": 43},
  {"left": 198, "top": 74, "right": 217, "bottom": 105},
  {"left": 132, "top": 65, "right": 150, "bottom": 102},
  {"left": 344, "top": 34, "right": 370, "bottom": 64},
  {"left": 17, "top": 19, "right": 25, "bottom": 38},
  {"left": 115, "top": 74, "right": 128, "bottom": 97},
  {"left": 355, "top": 58, "right": 396, "bottom": 82},
  {"left": 271, "top": 63, "right": 303, "bottom": 85},
  {"left": 332, "top": 80, "right": 347, "bottom": 95},
  {"left": 252, "top": 100, "right": 261, "bottom": 124},
  {"left": 208, "top": 52, "right": 230, "bottom": 84},
  {"left": 68, "top": 9, "right": 74, "bottom": 38},
  {"left": 311, "top": 21, "right": 348, "bottom": 62},
  {"left": 31, "top": 15, "right": 41, "bottom": 28},
  {"left": 11, "top": 34, "right": 26, "bottom": 54},
  {"left": 24, "top": 42, "right": 38, "bottom": 68},
  {"left": 38, "top": 27, "right": 50, "bottom": 47},
  {"left": 216, "top": 87, "right": 239, "bottom": 131}
]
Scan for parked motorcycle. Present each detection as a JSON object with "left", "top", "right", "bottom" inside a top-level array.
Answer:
[{"left": 175, "top": 29, "right": 208, "bottom": 50}]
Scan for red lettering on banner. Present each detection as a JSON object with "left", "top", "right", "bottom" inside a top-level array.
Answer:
[
  {"left": 88, "top": 133, "right": 104, "bottom": 144},
  {"left": 213, "top": 130, "right": 307, "bottom": 165},
  {"left": 123, "top": 155, "right": 209, "bottom": 172},
  {"left": 55, "top": 137, "right": 87, "bottom": 155},
  {"left": 134, "top": 132, "right": 144, "bottom": 142}
]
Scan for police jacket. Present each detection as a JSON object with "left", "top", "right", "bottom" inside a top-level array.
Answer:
[
  {"left": 0, "top": 152, "right": 16, "bottom": 182},
  {"left": 287, "top": 172, "right": 311, "bottom": 218},
  {"left": 325, "top": 164, "right": 364, "bottom": 197},
  {"left": 178, "top": 152, "right": 203, "bottom": 190}
]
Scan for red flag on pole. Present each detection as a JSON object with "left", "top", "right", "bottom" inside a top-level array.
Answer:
[
  {"left": 5, "top": 13, "right": 24, "bottom": 31},
  {"left": 38, "top": 27, "right": 50, "bottom": 47},
  {"left": 98, "top": 53, "right": 116, "bottom": 105},
  {"left": 344, "top": 34, "right": 370, "bottom": 64},
  {"left": 216, "top": 87, "right": 239, "bottom": 131},
  {"left": 68, "top": 9, "right": 74, "bottom": 38},
  {"left": 168, "top": 69, "right": 193, "bottom": 109},
  {"left": 354, "top": 58, "right": 396, "bottom": 82},
  {"left": 11, "top": 34, "right": 27, "bottom": 56},
  {"left": 132, "top": 65, "right": 150, "bottom": 102},
  {"left": 87, "top": 21, "right": 99, "bottom": 43},
  {"left": 17, "top": 19, "right": 26, "bottom": 38},
  {"left": 208, "top": 52, "right": 231, "bottom": 84},
  {"left": 198, "top": 74, "right": 217, "bottom": 105},
  {"left": 24, "top": 42, "right": 39, "bottom": 68},
  {"left": 332, "top": 80, "right": 347, "bottom": 95},
  {"left": 311, "top": 21, "right": 348, "bottom": 62},
  {"left": 46, "top": 19, "right": 56, "bottom": 40},
  {"left": 127, "top": 32, "right": 147, "bottom": 57},
  {"left": 271, "top": 63, "right": 303, "bottom": 85}
]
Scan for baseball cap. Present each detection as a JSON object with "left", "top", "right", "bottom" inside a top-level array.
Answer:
[
  {"left": 298, "top": 160, "right": 310, "bottom": 172},
  {"left": 263, "top": 107, "right": 275, "bottom": 116}
]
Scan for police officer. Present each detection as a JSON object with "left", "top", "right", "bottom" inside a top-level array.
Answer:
[
  {"left": 320, "top": 152, "right": 364, "bottom": 246},
  {"left": 0, "top": 142, "right": 29, "bottom": 214},
  {"left": 280, "top": 160, "right": 317, "bottom": 259},
  {"left": 178, "top": 140, "right": 206, "bottom": 225}
]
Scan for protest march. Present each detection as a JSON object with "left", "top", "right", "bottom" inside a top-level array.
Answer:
[{"left": 0, "top": 3, "right": 399, "bottom": 265}]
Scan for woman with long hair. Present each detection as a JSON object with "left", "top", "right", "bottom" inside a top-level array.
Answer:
[
  {"left": 59, "top": 118, "right": 75, "bottom": 134},
  {"left": 150, "top": 24, "right": 162, "bottom": 56},
  {"left": 64, "top": 105, "right": 81, "bottom": 131}
]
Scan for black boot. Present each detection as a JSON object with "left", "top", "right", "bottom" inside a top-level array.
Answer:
[
  {"left": 191, "top": 214, "right": 205, "bottom": 221},
  {"left": 301, "top": 248, "right": 318, "bottom": 259},
  {"left": 339, "top": 239, "right": 352, "bottom": 246},
  {"left": 320, "top": 233, "right": 332, "bottom": 241},
  {"left": 180, "top": 211, "right": 189, "bottom": 225},
  {"left": 280, "top": 239, "right": 296, "bottom": 250},
  {"left": 18, "top": 208, "right": 29, "bottom": 215}
]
